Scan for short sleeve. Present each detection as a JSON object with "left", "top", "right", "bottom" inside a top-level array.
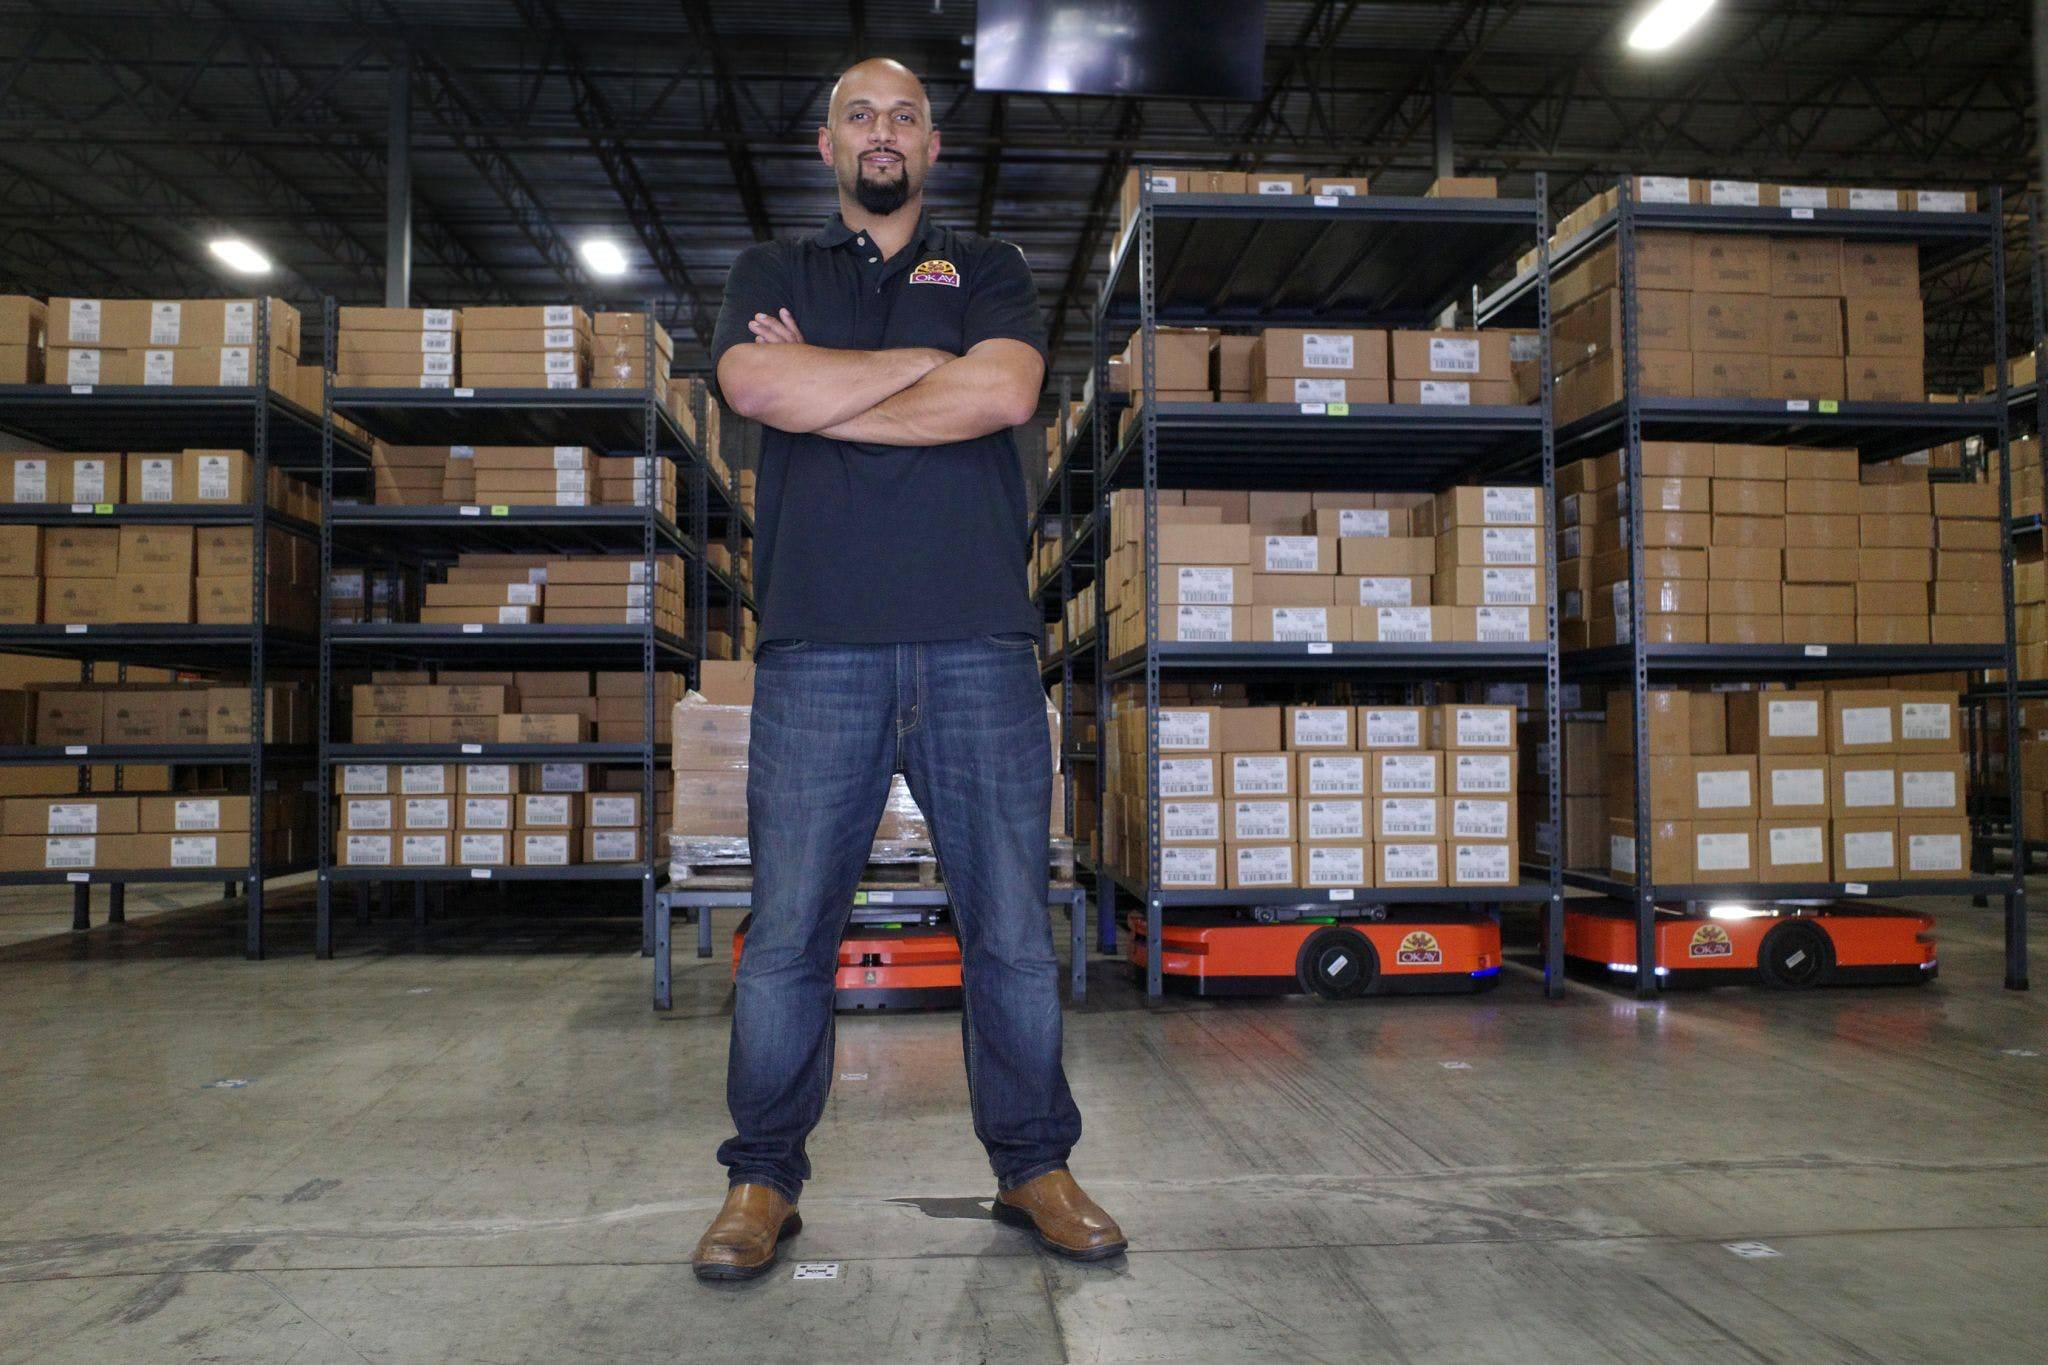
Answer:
[
  {"left": 709, "top": 243, "right": 791, "bottom": 407},
  {"left": 964, "top": 240, "right": 1050, "bottom": 368}
]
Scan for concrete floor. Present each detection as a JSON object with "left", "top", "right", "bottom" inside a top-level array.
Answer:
[{"left": 1, "top": 886, "right": 2045, "bottom": 1363}]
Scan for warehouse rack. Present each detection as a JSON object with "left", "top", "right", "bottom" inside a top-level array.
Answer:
[
  {"left": 1479, "top": 180, "right": 2026, "bottom": 997},
  {"left": 0, "top": 312, "right": 353, "bottom": 957},
  {"left": 1086, "top": 174, "right": 1567, "bottom": 998},
  {"left": 314, "top": 298, "right": 749, "bottom": 957}
]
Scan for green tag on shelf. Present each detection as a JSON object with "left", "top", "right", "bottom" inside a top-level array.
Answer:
[
  {"left": 490, "top": 504, "right": 510, "bottom": 516},
  {"left": 1818, "top": 400, "right": 1839, "bottom": 413},
  {"left": 1327, "top": 402, "right": 1350, "bottom": 417},
  {"left": 94, "top": 504, "right": 113, "bottom": 514},
  {"left": 852, "top": 892, "right": 868, "bottom": 905}
]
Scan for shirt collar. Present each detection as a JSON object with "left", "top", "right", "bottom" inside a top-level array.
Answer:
[{"left": 812, "top": 210, "right": 942, "bottom": 254}]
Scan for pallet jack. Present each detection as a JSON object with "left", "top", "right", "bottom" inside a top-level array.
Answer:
[
  {"left": 1128, "top": 906, "right": 1502, "bottom": 999},
  {"left": 1563, "top": 899, "right": 1936, "bottom": 990},
  {"left": 733, "top": 902, "right": 964, "bottom": 1011}
]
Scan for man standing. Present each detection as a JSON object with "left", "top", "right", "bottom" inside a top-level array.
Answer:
[{"left": 691, "top": 58, "right": 1125, "bottom": 1282}]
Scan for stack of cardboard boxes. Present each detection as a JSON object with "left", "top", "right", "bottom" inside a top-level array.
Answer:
[
  {"left": 0, "top": 296, "right": 46, "bottom": 382},
  {"left": 0, "top": 518, "right": 318, "bottom": 630},
  {"left": 2, "top": 448, "right": 319, "bottom": 520},
  {"left": 336, "top": 307, "right": 459, "bottom": 387},
  {"left": 371, "top": 444, "right": 452, "bottom": 505},
  {"left": 1111, "top": 326, "right": 1519, "bottom": 418},
  {"left": 1600, "top": 686, "right": 1968, "bottom": 883},
  {"left": 43, "top": 297, "right": 301, "bottom": 393},
  {"left": 1558, "top": 443, "right": 2003, "bottom": 647},
  {"left": 346, "top": 669, "right": 681, "bottom": 747},
  {"left": 0, "top": 786, "right": 311, "bottom": 874},
  {"left": 461, "top": 306, "right": 591, "bottom": 389},
  {"left": 411, "top": 553, "right": 685, "bottom": 633},
  {"left": 1116, "top": 168, "right": 1497, "bottom": 243},
  {"left": 29, "top": 680, "right": 313, "bottom": 746},
  {"left": 1549, "top": 228, "right": 1927, "bottom": 422},
  {"left": 335, "top": 759, "right": 649, "bottom": 868},
  {"left": 1103, "top": 698, "right": 1521, "bottom": 890},
  {"left": 593, "top": 312, "right": 674, "bottom": 402},
  {"left": 1103, "top": 484, "right": 1543, "bottom": 651}
]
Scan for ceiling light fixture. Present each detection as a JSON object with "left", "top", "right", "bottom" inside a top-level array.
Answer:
[
  {"left": 580, "top": 239, "right": 629, "bottom": 277},
  {"left": 1626, "top": 0, "right": 1716, "bottom": 52},
  {"left": 208, "top": 238, "right": 272, "bottom": 274}
]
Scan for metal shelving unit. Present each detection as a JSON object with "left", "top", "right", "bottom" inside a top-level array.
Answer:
[
  {"left": 1085, "top": 176, "right": 1567, "bottom": 999},
  {"left": 1479, "top": 180, "right": 2027, "bottom": 997},
  {"left": 314, "top": 298, "right": 745, "bottom": 957},
  {"left": 0, "top": 315, "right": 354, "bottom": 955}
]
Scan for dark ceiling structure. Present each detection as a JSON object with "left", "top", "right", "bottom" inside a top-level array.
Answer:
[{"left": 0, "top": 1, "right": 2035, "bottom": 389}]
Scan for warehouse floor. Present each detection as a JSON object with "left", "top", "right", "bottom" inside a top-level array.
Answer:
[{"left": 2, "top": 888, "right": 2045, "bottom": 1363}]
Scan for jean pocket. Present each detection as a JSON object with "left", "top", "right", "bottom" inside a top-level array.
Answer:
[{"left": 981, "top": 632, "right": 1039, "bottom": 651}]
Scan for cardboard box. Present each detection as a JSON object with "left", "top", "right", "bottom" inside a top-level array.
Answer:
[
  {"left": 1451, "top": 752, "right": 1516, "bottom": 797},
  {"left": 1693, "top": 236, "right": 1771, "bottom": 292},
  {"left": 1898, "top": 756, "right": 1965, "bottom": 816},
  {"left": 1390, "top": 331, "right": 1510, "bottom": 382},
  {"left": 1844, "top": 297, "right": 1924, "bottom": 357},
  {"left": 1449, "top": 839, "right": 1518, "bottom": 886},
  {"left": 1298, "top": 752, "right": 1367, "bottom": 798},
  {"left": 1351, "top": 605, "right": 1450, "bottom": 642},
  {"left": 1690, "top": 755, "right": 1758, "bottom": 817},
  {"left": 1338, "top": 537, "right": 1434, "bottom": 576},
  {"left": 1430, "top": 705, "right": 1515, "bottom": 751},
  {"left": 498, "top": 713, "right": 587, "bottom": 743},
  {"left": 1608, "top": 818, "right": 1692, "bottom": 881},
  {"left": 1692, "top": 353, "right": 1770, "bottom": 398},
  {"left": 1691, "top": 819, "right": 1757, "bottom": 884},
  {"left": 1299, "top": 797, "right": 1368, "bottom": 844},
  {"left": 1834, "top": 818, "right": 1898, "bottom": 879},
  {"left": 514, "top": 832, "right": 576, "bottom": 866},
  {"left": 1253, "top": 328, "right": 1386, "bottom": 381},
  {"left": 1830, "top": 691, "right": 1897, "bottom": 754},
  {"left": 1832, "top": 758, "right": 1898, "bottom": 817},
  {"left": 1376, "top": 839, "right": 1443, "bottom": 887},
  {"left": 1301, "top": 841, "right": 1371, "bottom": 888},
  {"left": 1160, "top": 565, "right": 1252, "bottom": 605},
  {"left": 1285, "top": 706, "right": 1352, "bottom": 750},
  {"left": 1895, "top": 693, "right": 1959, "bottom": 752},
  {"left": 1251, "top": 573, "right": 1334, "bottom": 606},
  {"left": 1375, "top": 796, "right": 1443, "bottom": 841},
  {"left": 1371, "top": 751, "right": 1441, "bottom": 796},
  {"left": 1690, "top": 293, "right": 1768, "bottom": 351},
  {"left": 1769, "top": 238, "right": 1843, "bottom": 296},
  {"left": 1358, "top": 706, "right": 1426, "bottom": 750},
  {"left": 1761, "top": 755, "right": 1831, "bottom": 816},
  {"left": 1727, "top": 690, "right": 1826, "bottom": 754},
  {"left": 1898, "top": 817, "right": 1968, "bottom": 878},
  {"left": 1761, "top": 819, "right": 1830, "bottom": 878},
  {"left": 1225, "top": 841, "right": 1295, "bottom": 888},
  {"left": 1159, "top": 800, "right": 1221, "bottom": 844},
  {"left": 1845, "top": 356, "right": 1923, "bottom": 402},
  {"left": 1157, "top": 843, "right": 1223, "bottom": 889},
  {"left": 1257, "top": 533, "right": 1336, "bottom": 574}
]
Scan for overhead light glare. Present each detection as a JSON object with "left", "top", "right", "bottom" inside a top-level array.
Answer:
[
  {"left": 208, "top": 238, "right": 271, "bottom": 275},
  {"left": 1707, "top": 903, "right": 1769, "bottom": 920},
  {"left": 581, "top": 239, "right": 629, "bottom": 277},
  {"left": 1626, "top": 0, "right": 1716, "bottom": 52}
]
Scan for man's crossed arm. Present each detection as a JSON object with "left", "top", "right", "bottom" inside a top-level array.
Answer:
[{"left": 716, "top": 307, "right": 1042, "bottom": 446}]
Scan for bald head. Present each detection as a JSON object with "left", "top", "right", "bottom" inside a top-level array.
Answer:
[{"left": 818, "top": 57, "right": 939, "bottom": 220}]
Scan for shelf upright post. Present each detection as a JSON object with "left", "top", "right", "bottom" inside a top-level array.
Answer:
[
  {"left": 2034, "top": 191, "right": 2048, "bottom": 537},
  {"left": 1617, "top": 177, "right": 1657, "bottom": 999},
  {"left": 1990, "top": 187, "right": 2030, "bottom": 991},
  {"left": 688, "top": 382, "right": 709, "bottom": 678},
  {"left": 317, "top": 297, "right": 337, "bottom": 958},
  {"left": 1055, "top": 376, "right": 1077, "bottom": 853},
  {"left": 246, "top": 296, "right": 272, "bottom": 959},
  {"left": 1092, "top": 311, "right": 1115, "bottom": 954},
  {"left": 1139, "top": 167, "right": 1165, "bottom": 998},
  {"left": 641, "top": 298, "right": 661, "bottom": 958},
  {"left": 1535, "top": 170, "right": 1565, "bottom": 997}
]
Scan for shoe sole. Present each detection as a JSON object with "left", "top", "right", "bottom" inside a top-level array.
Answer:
[
  {"left": 692, "top": 1211, "right": 803, "bottom": 1283},
  {"left": 991, "top": 1199, "right": 1128, "bottom": 1262}
]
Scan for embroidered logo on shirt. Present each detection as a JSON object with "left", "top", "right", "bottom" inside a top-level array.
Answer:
[{"left": 908, "top": 258, "right": 960, "bottom": 287}]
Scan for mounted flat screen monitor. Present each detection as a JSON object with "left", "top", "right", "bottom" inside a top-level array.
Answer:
[{"left": 973, "top": 0, "right": 1267, "bottom": 101}]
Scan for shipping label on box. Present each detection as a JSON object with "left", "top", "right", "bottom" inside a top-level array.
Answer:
[
  {"left": 1379, "top": 840, "right": 1442, "bottom": 886},
  {"left": 1453, "top": 753, "right": 1514, "bottom": 795},
  {"left": 1361, "top": 707, "right": 1425, "bottom": 749},
  {"left": 1158, "top": 843, "right": 1221, "bottom": 887},
  {"left": 1161, "top": 801, "right": 1220, "bottom": 842},
  {"left": 1302, "top": 753, "right": 1367, "bottom": 796},
  {"left": 1376, "top": 752, "right": 1441, "bottom": 796}
]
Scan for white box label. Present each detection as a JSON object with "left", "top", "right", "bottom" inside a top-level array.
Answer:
[
  {"left": 196, "top": 455, "right": 233, "bottom": 500},
  {"left": 1907, "top": 832, "right": 1963, "bottom": 871},
  {"left": 497, "top": 605, "right": 531, "bottom": 624},
  {"left": 64, "top": 349, "right": 103, "bottom": 384},
  {"left": 401, "top": 834, "right": 447, "bottom": 865},
  {"left": 405, "top": 797, "right": 451, "bottom": 829},
  {"left": 1840, "top": 706, "right": 1893, "bottom": 747},
  {"left": 173, "top": 799, "right": 222, "bottom": 831},
  {"left": 542, "top": 327, "right": 577, "bottom": 350},
  {"left": 1174, "top": 566, "right": 1236, "bottom": 604},
  {"left": 419, "top": 330, "right": 454, "bottom": 355},
  {"left": 1475, "top": 606, "right": 1533, "bottom": 642},
  {"left": 1455, "top": 708, "right": 1513, "bottom": 748},
  {"left": 1610, "top": 832, "right": 1637, "bottom": 874},
  {"left": 1365, "top": 709, "right": 1421, "bottom": 747},
  {"left": 459, "top": 833, "right": 507, "bottom": 864},
  {"left": 421, "top": 351, "right": 456, "bottom": 376},
  {"left": 1901, "top": 769, "right": 1957, "bottom": 810},
  {"left": 1452, "top": 799, "right": 1509, "bottom": 839},
  {"left": 537, "top": 762, "right": 585, "bottom": 792},
  {"left": 1454, "top": 753, "right": 1512, "bottom": 794},
  {"left": 1162, "top": 801, "right": 1219, "bottom": 841},
  {"left": 1158, "top": 710, "right": 1210, "bottom": 750},
  {"left": 1355, "top": 576, "right": 1415, "bottom": 607},
  {"left": 44, "top": 836, "right": 95, "bottom": 869},
  {"left": 1418, "top": 380, "right": 1470, "bottom": 406},
  {"left": 462, "top": 797, "right": 511, "bottom": 829},
  {"left": 1306, "top": 755, "right": 1366, "bottom": 795},
  {"left": 12, "top": 459, "right": 46, "bottom": 503},
  {"left": 1254, "top": 178, "right": 1293, "bottom": 195},
  {"left": 1778, "top": 185, "right": 1828, "bottom": 209},
  {"left": 67, "top": 298, "right": 102, "bottom": 343},
  {"left": 1301, "top": 333, "right": 1353, "bottom": 369},
  {"left": 1338, "top": 509, "right": 1390, "bottom": 537},
  {"left": 1305, "top": 845, "right": 1366, "bottom": 886},
  {"left": 1915, "top": 190, "right": 1967, "bottom": 213},
  {"left": 1482, "top": 568, "right": 1538, "bottom": 604},
  {"left": 464, "top": 764, "right": 514, "bottom": 794},
  {"left": 542, "top": 305, "right": 574, "bottom": 327},
  {"left": 1379, "top": 797, "right": 1438, "bottom": 838},
  {"left": 1638, "top": 176, "right": 1691, "bottom": 203},
  {"left": 1842, "top": 768, "right": 1896, "bottom": 808},
  {"left": 401, "top": 764, "right": 447, "bottom": 794},
  {"left": 591, "top": 830, "right": 638, "bottom": 860},
  {"left": 1771, "top": 766, "right": 1826, "bottom": 808},
  {"left": 346, "top": 799, "right": 391, "bottom": 830},
  {"left": 522, "top": 834, "right": 571, "bottom": 865},
  {"left": 506, "top": 582, "right": 540, "bottom": 605},
  {"left": 71, "top": 458, "right": 107, "bottom": 503},
  {"left": 1159, "top": 758, "right": 1215, "bottom": 798},
  {"left": 1292, "top": 377, "right": 1347, "bottom": 403},
  {"left": 48, "top": 803, "right": 97, "bottom": 834},
  {"left": 141, "top": 350, "right": 177, "bottom": 385},
  {"left": 1233, "top": 800, "right": 1292, "bottom": 841},
  {"left": 1455, "top": 843, "right": 1511, "bottom": 883},
  {"left": 1428, "top": 337, "right": 1480, "bottom": 374},
  {"left": 1768, "top": 825, "right": 1825, "bottom": 867},
  {"left": 1695, "top": 768, "right": 1752, "bottom": 810},
  {"left": 1263, "top": 535, "right": 1321, "bottom": 572},
  {"left": 1768, "top": 698, "right": 1819, "bottom": 738},
  {"left": 1481, "top": 527, "right": 1539, "bottom": 564},
  {"left": 1848, "top": 187, "right": 1900, "bottom": 211},
  {"left": 1378, "top": 753, "right": 1437, "bottom": 794},
  {"left": 1695, "top": 831, "right": 1751, "bottom": 871},
  {"left": 1231, "top": 754, "right": 1290, "bottom": 795},
  {"left": 590, "top": 796, "right": 636, "bottom": 827},
  {"left": 1383, "top": 843, "right": 1439, "bottom": 883},
  {"left": 1291, "top": 708, "right": 1348, "bottom": 746},
  {"left": 1900, "top": 702, "right": 1952, "bottom": 742},
  {"left": 423, "top": 308, "right": 455, "bottom": 331},
  {"left": 216, "top": 347, "right": 254, "bottom": 385},
  {"left": 524, "top": 795, "right": 573, "bottom": 825},
  {"left": 1174, "top": 605, "right": 1234, "bottom": 642},
  {"left": 1305, "top": 800, "right": 1365, "bottom": 841},
  {"left": 1842, "top": 829, "right": 1895, "bottom": 868},
  {"left": 169, "top": 835, "right": 217, "bottom": 868},
  {"left": 1234, "top": 845, "right": 1293, "bottom": 885},
  {"left": 345, "top": 834, "right": 392, "bottom": 865},
  {"left": 1708, "top": 180, "right": 1761, "bottom": 206},
  {"left": 1159, "top": 845, "right": 1218, "bottom": 887},
  {"left": 542, "top": 350, "right": 577, "bottom": 375},
  {"left": 1375, "top": 606, "right": 1435, "bottom": 642},
  {"left": 342, "top": 765, "right": 388, "bottom": 794},
  {"left": 149, "top": 301, "right": 182, "bottom": 345}
]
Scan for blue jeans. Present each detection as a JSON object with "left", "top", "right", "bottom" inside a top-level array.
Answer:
[{"left": 718, "top": 635, "right": 1081, "bottom": 1202}]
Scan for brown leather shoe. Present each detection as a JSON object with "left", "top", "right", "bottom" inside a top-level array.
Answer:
[
  {"left": 993, "top": 1170, "right": 1127, "bottom": 1262},
  {"left": 692, "top": 1183, "right": 802, "bottom": 1282}
]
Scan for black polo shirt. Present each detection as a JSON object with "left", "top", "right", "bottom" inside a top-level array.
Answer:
[{"left": 710, "top": 211, "right": 1048, "bottom": 646}]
